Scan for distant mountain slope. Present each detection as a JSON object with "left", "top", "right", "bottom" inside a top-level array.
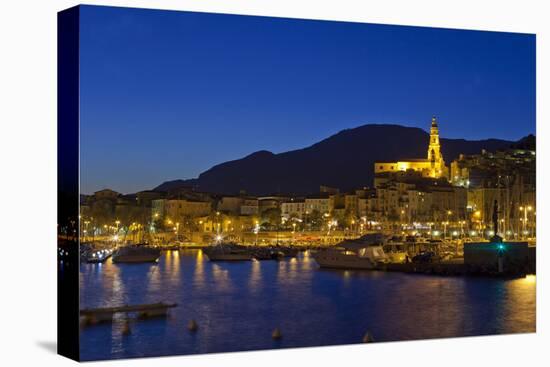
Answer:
[{"left": 154, "top": 124, "right": 521, "bottom": 195}]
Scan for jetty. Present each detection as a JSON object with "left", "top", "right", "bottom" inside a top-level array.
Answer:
[{"left": 80, "top": 302, "right": 177, "bottom": 324}]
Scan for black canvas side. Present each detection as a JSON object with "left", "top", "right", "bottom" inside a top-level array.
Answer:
[{"left": 57, "top": 5, "right": 80, "bottom": 362}]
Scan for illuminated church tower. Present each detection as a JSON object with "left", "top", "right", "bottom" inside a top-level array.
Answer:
[
  {"left": 373, "top": 115, "right": 449, "bottom": 181},
  {"left": 427, "top": 116, "right": 446, "bottom": 178}
]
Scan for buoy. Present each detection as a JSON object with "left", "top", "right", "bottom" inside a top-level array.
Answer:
[
  {"left": 362, "top": 331, "right": 374, "bottom": 343},
  {"left": 272, "top": 327, "right": 282, "bottom": 340},
  {"left": 188, "top": 319, "right": 198, "bottom": 332},
  {"left": 122, "top": 321, "right": 131, "bottom": 336}
]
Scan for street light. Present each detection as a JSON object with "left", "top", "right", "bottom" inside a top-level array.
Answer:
[{"left": 442, "top": 221, "right": 449, "bottom": 239}]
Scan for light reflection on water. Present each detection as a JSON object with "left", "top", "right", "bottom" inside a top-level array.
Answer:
[{"left": 79, "top": 250, "right": 535, "bottom": 361}]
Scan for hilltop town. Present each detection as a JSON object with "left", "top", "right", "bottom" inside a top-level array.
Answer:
[{"left": 77, "top": 117, "right": 535, "bottom": 245}]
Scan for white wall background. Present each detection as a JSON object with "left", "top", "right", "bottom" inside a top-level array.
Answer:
[{"left": 0, "top": 1, "right": 547, "bottom": 366}]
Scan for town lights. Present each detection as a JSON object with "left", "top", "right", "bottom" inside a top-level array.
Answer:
[{"left": 519, "top": 205, "right": 533, "bottom": 239}]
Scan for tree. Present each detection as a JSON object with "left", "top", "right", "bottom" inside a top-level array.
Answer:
[
  {"left": 262, "top": 208, "right": 282, "bottom": 229},
  {"left": 308, "top": 209, "right": 323, "bottom": 230}
]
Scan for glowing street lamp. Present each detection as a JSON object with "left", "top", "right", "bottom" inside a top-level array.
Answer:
[
  {"left": 459, "top": 220, "right": 466, "bottom": 237},
  {"left": 442, "top": 221, "right": 449, "bottom": 239}
]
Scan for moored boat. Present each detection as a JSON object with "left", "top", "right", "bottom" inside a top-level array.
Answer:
[
  {"left": 312, "top": 233, "right": 389, "bottom": 270},
  {"left": 203, "top": 243, "right": 252, "bottom": 261},
  {"left": 251, "top": 247, "right": 284, "bottom": 261},
  {"left": 112, "top": 244, "right": 161, "bottom": 263},
  {"left": 86, "top": 248, "right": 113, "bottom": 263}
]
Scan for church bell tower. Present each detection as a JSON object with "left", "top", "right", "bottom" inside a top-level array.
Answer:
[{"left": 427, "top": 116, "right": 445, "bottom": 178}]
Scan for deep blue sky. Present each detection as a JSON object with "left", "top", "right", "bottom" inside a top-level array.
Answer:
[{"left": 79, "top": 5, "right": 535, "bottom": 194}]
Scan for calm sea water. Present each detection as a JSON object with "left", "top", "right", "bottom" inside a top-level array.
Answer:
[{"left": 79, "top": 250, "right": 535, "bottom": 361}]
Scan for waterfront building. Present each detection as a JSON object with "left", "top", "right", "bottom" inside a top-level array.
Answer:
[
  {"left": 374, "top": 116, "right": 448, "bottom": 179},
  {"left": 358, "top": 198, "right": 368, "bottom": 218},
  {"left": 305, "top": 194, "right": 330, "bottom": 216},
  {"left": 258, "top": 196, "right": 287, "bottom": 213},
  {"left": 151, "top": 199, "right": 166, "bottom": 220},
  {"left": 329, "top": 193, "right": 345, "bottom": 213},
  {"left": 165, "top": 199, "right": 212, "bottom": 220},
  {"left": 368, "top": 175, "right": 467, "bottom": 224},
  {"left": 217, "top": 196, "right": 243, "bottom": 215},
  {"left": 344, "top": 193, "right": 359, "bottom": 217},
  {"left": 240, "top": 198, "right": 259, "bottom": 215},
  {"left": 281, "top": 199, "right": 306, "bottom": 220}
]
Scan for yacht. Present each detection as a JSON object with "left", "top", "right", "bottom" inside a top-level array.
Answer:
[
  {"left": 112, "top": 244, "right": 161, "bottom": 263},
  {"left": 383, "top": 241, "right": 408, "bottom": 264},
  {"left": 312, "top": 233, "right": 389, "bottom": 270},
  {"left": 203, "top": 243, "right": 252, "bottom": 261}
]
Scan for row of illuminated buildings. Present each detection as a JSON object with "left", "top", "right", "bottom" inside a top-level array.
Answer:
[{"left": 80, "top": 142, "right": 535, "bottom": 237}]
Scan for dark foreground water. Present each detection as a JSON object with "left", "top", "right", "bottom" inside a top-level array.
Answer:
[{"left": 79, "top": 250, "right": 535, "bottom": 361}]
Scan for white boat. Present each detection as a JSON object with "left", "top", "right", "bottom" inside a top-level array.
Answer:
[
  {"left": 112, "top": 244, "right": 161, "bottom": 263},
  {"left": 383, "top": 241, "right": 409, "bottom": 264},
  {"left": 203, "top": 243, "right": 252, "bottom": 261},
  {"left": 312, "top": 233, "right": 389, "bottom": 270}
]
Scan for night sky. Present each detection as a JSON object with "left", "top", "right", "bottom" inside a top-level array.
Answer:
[{"left": 79, "top": 5, "right": 535, "bottom": 195}]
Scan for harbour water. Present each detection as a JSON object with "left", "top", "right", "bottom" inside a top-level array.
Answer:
[{"left": 79, "top": 250, "right": 535, "bottom": 361}]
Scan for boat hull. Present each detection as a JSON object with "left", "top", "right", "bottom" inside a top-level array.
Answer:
[
  {"left": 312, "top": 252, "right": 378, "bottom": 270},
  {"left": 203, "top": 243, "right": 252, "bottom": 261},
  {"left": 112, "top": 247, "right": 161, "bottom": 263}
]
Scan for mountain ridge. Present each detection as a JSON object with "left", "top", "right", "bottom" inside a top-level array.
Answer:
[{"left": 154, "top": 123, "right": 530, "bottom": 195}]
